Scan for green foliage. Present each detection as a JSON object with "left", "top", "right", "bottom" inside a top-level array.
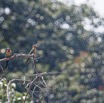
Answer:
[{"left": 0, "top": 0, "right": 104, "bottom": 102}]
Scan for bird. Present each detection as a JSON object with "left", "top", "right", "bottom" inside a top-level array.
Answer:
[
  {"left": 25, "top": 44, "right": 37, "bottom": 64},
  {"left": 5, "top": 48, "right": 12, "bottom": 69}
]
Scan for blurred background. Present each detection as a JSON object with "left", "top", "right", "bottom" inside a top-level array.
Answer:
[{"left": 0, "top": 0, "right": 104, "bottom": 102}]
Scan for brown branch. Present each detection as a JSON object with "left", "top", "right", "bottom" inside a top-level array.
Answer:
[
  {"left": 0, "top": 53, "right": 35, "bottom": 62},
  {"left": 24, "top": 76, "right": 38, "bottom": 103},
  {"left": 26, "top": 72, "right": 60, "bottom": 77}
]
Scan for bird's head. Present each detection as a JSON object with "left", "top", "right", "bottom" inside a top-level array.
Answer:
[
  {"left": 32, "top": 45, "right": 37, "bottom": 49},
  {"left": 6, "top": 48, "right": 11, "bottom": 53}
]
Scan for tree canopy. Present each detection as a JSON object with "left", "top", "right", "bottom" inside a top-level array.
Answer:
[{"left": 0, "top": 0, "right": 104, "bottom": 102}]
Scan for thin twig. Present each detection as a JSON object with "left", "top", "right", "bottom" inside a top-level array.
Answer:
[
  {"left": 24, "top": 76, "right": 38, "bottom": 103},
  {"left": 7, "top": 79, "right": 30, "bottom": 103},
  {"left": 41, "top": 76, "right": 47, "bottom": 87},
  {"left": 26, "top": 72, "right": 60, "bottom": 77},
  {"left": 0, "top": 53, "right": 35, "bottom": 62},
  {"left": 7, "top": 79, "right": 18, "bottom": 103}
]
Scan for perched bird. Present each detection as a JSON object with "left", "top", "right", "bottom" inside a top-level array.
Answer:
[
  {"left": 5, "top": 48, "right": 12, "bottom": 69},
  {"left": 25, "top": 45, "right": 37, "bottom": 64}
]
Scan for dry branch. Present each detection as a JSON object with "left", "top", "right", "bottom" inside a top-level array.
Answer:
[
  {"left": 7, "top": 78, "right": 30, "bottom": 103},
  {"left": 0, "top": 51, "right": 60, "bottom": 103},
  {"left": 26, "top": 72, "right": 60, "bottom": 77},
  {"left": 0, "top": 53, "right": 37, "bottom": 62}
]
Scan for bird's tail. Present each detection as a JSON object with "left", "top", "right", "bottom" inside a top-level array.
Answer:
[
  {"left": 25, "top": 58, "right": 30, "bottom": 64},
  {"left": 25, "top": 48, "right": 34, "bottom": 64},
  {"left": 5, "top": 60, "right": 9, "bottom": 69}
]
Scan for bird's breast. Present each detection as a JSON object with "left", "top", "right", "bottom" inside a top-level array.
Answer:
[{"left": 6, "top": 52, "right": 11, "bottom": 57}]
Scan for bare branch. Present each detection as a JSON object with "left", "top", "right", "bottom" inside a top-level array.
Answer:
[
  {"left": 41, "top": 76, "right": 47, "bottom": 87},
  {"left": 7, "top": 79, "right": 30, "bottom": 103},
  {"left": 0, "top": 53, "right": 35, "bottom": 62},
  {"left": 26, "top": 72, "right": 61, "bottom": 77}
]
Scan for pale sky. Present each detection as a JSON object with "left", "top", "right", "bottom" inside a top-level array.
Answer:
[
  {"left": 58, "top": 0, "right": 104, "bottom": 17},
  {"left": 57, "top": 0, "right": 104, "bottom": 33}
]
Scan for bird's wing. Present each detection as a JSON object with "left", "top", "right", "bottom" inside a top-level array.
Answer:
[{"left": 25, "top": 48, "right": 34, "bottom": 64}]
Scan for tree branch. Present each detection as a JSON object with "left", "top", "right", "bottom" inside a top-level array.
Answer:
[
  {"left": 7, "top": 78, "right": 30, "bottom": 103},
  {"left": 0, "top": 53, "right": 35, "bottom": 62},
  {"left": 26, "top": 72, "right": 61, "bottom": 77}
]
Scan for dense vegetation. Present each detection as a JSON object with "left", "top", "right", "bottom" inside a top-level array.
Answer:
[{"left": 0, "top": 0, "right": 104, "bottom": 102}]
